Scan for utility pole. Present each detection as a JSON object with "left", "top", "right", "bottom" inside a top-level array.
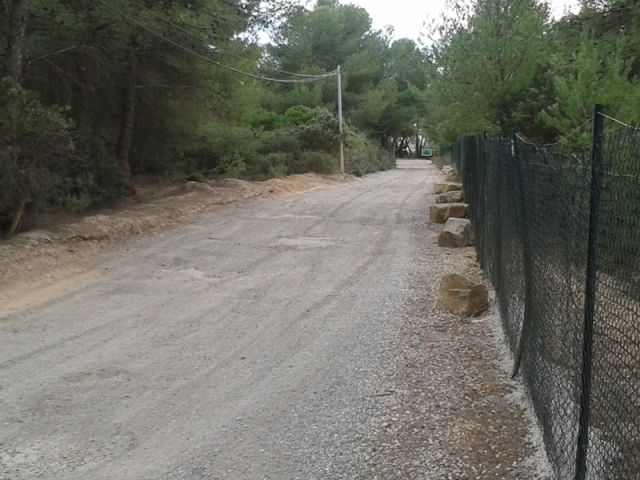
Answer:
[
  {"left": 337, "top": 64, "right": 345, "bottom": 175},
  {"left": 415, "top": 114, "right": 420, "bottom": 158}
]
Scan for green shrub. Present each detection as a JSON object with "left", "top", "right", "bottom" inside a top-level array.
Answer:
[
  {"left": 345, "top": 129, "right": 394, "bottom": 176},
  {"left": 245, "top": 153, "right": 291, "bottom": 179},
  {"left": 249, "top": 110, "right": 287, "bottom": 131},
  {"left": 283, "top": 105, "right": 313, "bottom": 125},
  {"left": 296, "top": 108, "right": 340, "bottom": 152},
  {"left": 80, "top": 131, "right": 128, "bottom": 205},
  {"left": 0, "top": 78, "right": 76, "bottom": 235},
  {"left": 289, "top": 151, "right": 337, "bottom": 174},
  {"left": 215, "top": 154, "right": 248, "bottom": 178},
  {"left": 259, "top": 131, "right": 303, "bottom": 159}
]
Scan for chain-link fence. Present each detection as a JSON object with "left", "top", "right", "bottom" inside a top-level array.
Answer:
[{"left": 452, "top": 106, "right": 640, "bottom": 480}]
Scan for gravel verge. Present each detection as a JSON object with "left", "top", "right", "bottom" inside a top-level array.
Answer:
[{"left": 331, "top": 179, "right": 553, "bottom": 479}]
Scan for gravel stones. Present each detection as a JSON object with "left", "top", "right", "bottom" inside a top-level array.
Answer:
[{"left": 351, "top": 231, "right": 548, "bottom": 480}]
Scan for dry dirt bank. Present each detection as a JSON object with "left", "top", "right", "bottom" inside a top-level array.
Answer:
[{"left": 0, "top": 174, "right": 348, "bottom": 317}]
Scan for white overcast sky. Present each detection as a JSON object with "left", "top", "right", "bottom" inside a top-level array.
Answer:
[{"left": 340, "top": 0, "right": 581, "bottom": 43}]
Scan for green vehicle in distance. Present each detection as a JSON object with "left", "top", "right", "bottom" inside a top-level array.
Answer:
[{"left": 421, "top": 147, "right": 434, "bottom": 159}]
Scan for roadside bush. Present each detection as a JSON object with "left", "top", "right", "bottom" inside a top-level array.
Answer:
[
  {"left": 345, "top": 129, "right": 394, "bottom": 176},
  {"left": 248, "top": 153, "right": 291, "bottom": 179},
  {"left": 288, "top": 151, "right": 337, "bottom": 174},
  {"left": 249, "top": 110, "right": 288, "bottom": 131},
  {"left": 215, "top": 154, "right": 248, "bottom": 178},
  {"left": 259, "top": 131, "right": 303, "bottom": 159},
  {"left": 77, "top": 130, "right": 128, "bottom": 206},
  {"left": 296, "top": 107, "right": 340, "bottom": 152},
  {"left": 0, "top": 78, "right": 76, "bottom": 236},
  {"left": 246, "top": 106, "right": 394, "bottom": 178},
  {"left": 283, "top": 105, "right": 313, "bottom": 125}
]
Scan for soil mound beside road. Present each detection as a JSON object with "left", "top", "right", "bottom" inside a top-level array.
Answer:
[{"left": 0, "top": 173, "right": 348, "bottom": 316}]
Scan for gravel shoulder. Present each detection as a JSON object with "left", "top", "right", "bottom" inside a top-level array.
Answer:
[
  {"left": 0, "top": 161, "right": 549, "bottom": 479},
  {"left": 353, "top": 229, "right": 552, "bottom": 479}
]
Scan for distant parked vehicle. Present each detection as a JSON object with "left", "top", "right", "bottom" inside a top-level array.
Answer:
[{"left": 421, "top": 147, "right": 434, "bottom": 159}]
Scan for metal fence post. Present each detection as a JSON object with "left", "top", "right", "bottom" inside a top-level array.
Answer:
[
  {"left": 574, "top": 104, "right": 605, "bottom": 480},
  {"left": 494, "top": 139, "right": 503, "bottom": 290},
  {"left": 510, "top": 134, "right": 534, "bottom": 378},
  {"left": 476, "top": 134, "right": 486, "bottom": 269}
]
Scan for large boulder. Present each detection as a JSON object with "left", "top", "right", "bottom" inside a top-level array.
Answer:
[
  {"left": 437, "top": 274, "right": 489, "bottom": 317},
  {"left": 444, "top": 169, "right": 459, "bottom": 182},
  {"left": 438, "top": 218, "right": 473, "bottom": 248},
  {"left": 429, "top": 203, "right": 469, "bottom": 223},
  {"left": 441, "top": 166, "right": 459, "bottom": 181},
  {"left": 436, "top": 190, "right": 464, "bottom": 204},
  {"left": 434, "top": 183, "right": 463, "bottom": 194}
]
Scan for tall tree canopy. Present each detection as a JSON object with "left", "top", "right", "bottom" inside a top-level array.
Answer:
[
  {"left": 425, "top": 0, "right": 640, "bottom": 146},
  {"left": 1, "top": 0, "right": 422, "bottom": 236}
]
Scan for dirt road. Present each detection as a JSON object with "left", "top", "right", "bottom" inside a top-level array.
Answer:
[{"left": 0, "top": 161, "right": 545, "bottom": 479}]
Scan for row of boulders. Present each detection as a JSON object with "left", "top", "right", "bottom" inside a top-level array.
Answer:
[
  {"left": 430, "top": 167, "right": 473, "bottom": 248},
  {"left": 433, "top": 166, "right": 489, "bottom": 318}
]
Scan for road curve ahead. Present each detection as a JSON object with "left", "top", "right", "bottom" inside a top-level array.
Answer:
[{"left": 0, "top": 160, "right": 439, "bottom": 480}]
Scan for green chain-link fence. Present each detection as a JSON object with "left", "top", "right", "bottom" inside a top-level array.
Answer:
[{"left": 452, "top": 106, "right": 640, "bottom": 480}]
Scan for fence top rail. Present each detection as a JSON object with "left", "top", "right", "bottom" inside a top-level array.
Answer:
[{"left": 598, "top": 112, "right": 640, "bottom": 131}]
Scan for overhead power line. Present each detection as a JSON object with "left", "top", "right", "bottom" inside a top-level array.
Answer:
[
  {"left": 129, "top": 0, "right": 327, "bottom": 79},
  {"left": 96, "top": 0, "right": 336, "bottom": 84}
]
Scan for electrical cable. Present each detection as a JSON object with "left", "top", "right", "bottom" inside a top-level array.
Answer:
[
  {"left": 96, "top": 0, "right": 336, "bottom": 84},
  {"left": 128, "top": 0, "right": 328, "bottom": 78}
]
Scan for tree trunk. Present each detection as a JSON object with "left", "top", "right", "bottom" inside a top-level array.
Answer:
[
  {"left": 116, "top": 59, "right": 137, "bottom": 196},
  {"left": 6, "top": 0, "right": 30, "bottom": 82},
  {"left": 4, "top": 0, "right": 31, "bottom": 237},
  {"left": 7, "top": 190, "right": 27, "bottom": 237}
]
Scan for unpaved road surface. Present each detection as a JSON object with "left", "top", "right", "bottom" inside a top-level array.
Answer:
[{"left": 0, "top": 161, "right": 544, "bottom": 479}]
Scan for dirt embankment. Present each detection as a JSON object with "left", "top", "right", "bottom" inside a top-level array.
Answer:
[{"left": 0, "top": 174, "right": 348, "bottom": 316}]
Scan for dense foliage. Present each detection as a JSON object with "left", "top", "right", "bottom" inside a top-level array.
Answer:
[
  {"left": 0, "top": 0, "right": 423, "bottom": 235},
  {"left": 426, "top": 0, "right": 640, "bottom": 147},
  {"left": 2, "top": 0, "right": 638, "bottom": 235}
]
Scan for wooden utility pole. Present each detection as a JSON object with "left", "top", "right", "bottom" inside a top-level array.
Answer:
[
  {"left": 415, "top": 115, "right": 420, "bottom": 158},
  {"left": 337, "top": 65, "right": 345, "bottom": 175}
]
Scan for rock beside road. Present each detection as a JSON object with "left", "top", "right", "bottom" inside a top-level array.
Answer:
[
  {"left": 442, "top": 166, "right": 460, "bottom": 182},
  {"left": 430, "top": 203, "right": 468, "bottom": 224},
  {"left": 437, "top": 274, "right": 489, "bottom": 317},
  {"left": 436, "top": 191, "right": 464, "bottom": 204},
  {"left": 438, "top": 218, "right": 473, "bottom": 248},
  {"left": 434, "top": 183, "right": 463, "bottom": 195}
]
